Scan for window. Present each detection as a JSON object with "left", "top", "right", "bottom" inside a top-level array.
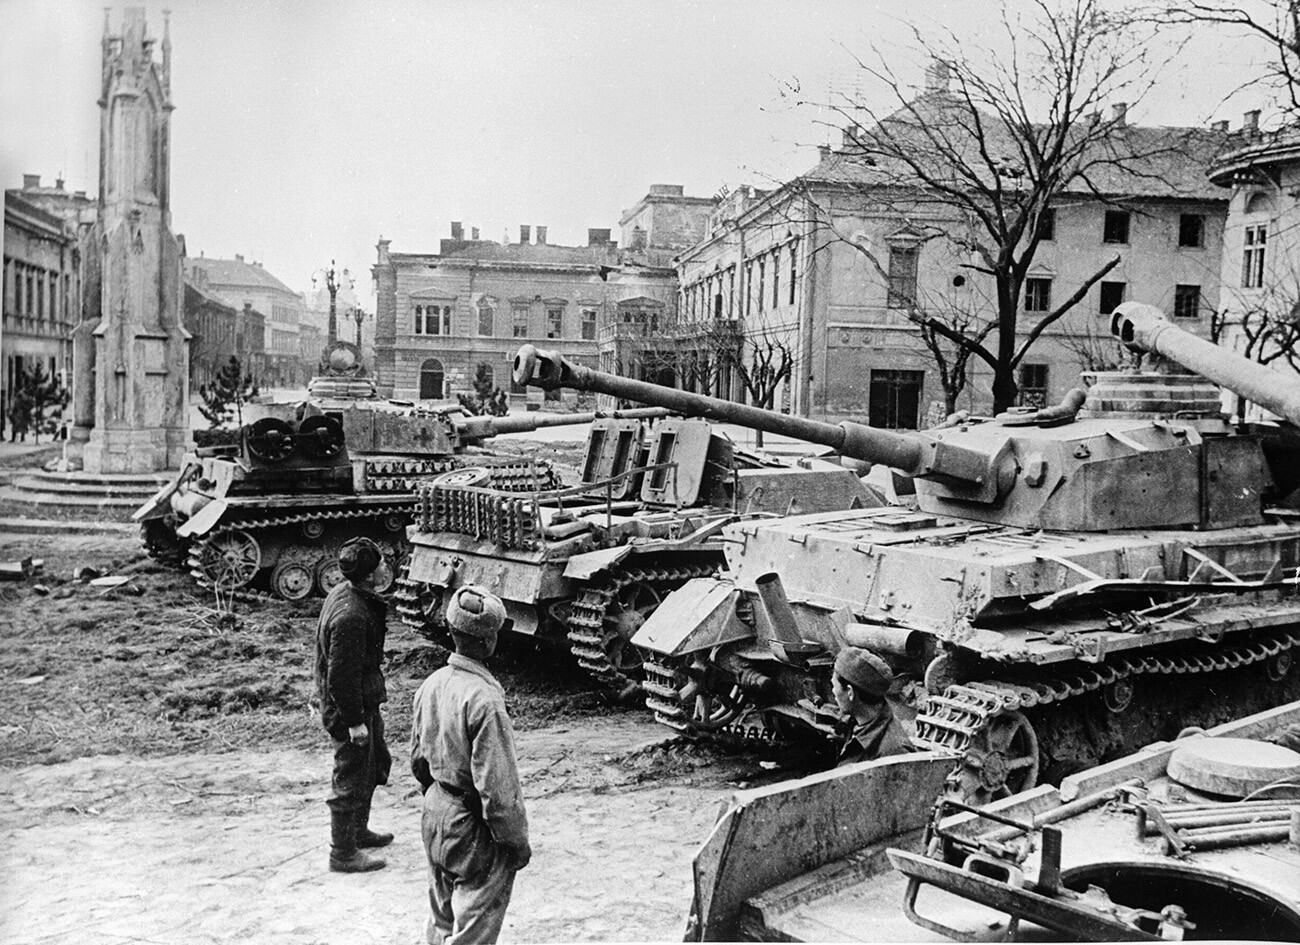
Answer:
[
  {"left": 772, "top": 251, "right": 780, "bottom": 308},
  {"left": 1103, "top": 210, "right": 1130, "bottom": 244},
  {"left": 419, "top": 358, "right": 445, "bottom": 400},
  {"left": 757, "top": 259, "right": 766, "bottom": 312},
  {"left": 1243, "top": 224, "right": 1267, "bottom": 288},
  {"left": 413, "top": 304, "right": 450, "bottom": 335},
  {"left": 1018, "top": 363, "right": 1049, "bottom": 408},
  {"left": 512, "top": 305, "right": 530, "bottom": 338},
  {"left": 1099, "top": 281, "right": 1126, "bottom": 316},
  {"left": 1179, "top": 214, "right": 1205, "bottom": 248},
  {"left": 581, "top": 308, "right": 597, "bottom": 340},
  {"left": 477, "top": 299, "right": 495, "bottom": 336},
  {"left": 789, "top": 245, "right": 798, "bottom": 305},
  {"left": 1035, "top": 208, "right": 1056, "bottom": 242},
  {"left": 1024, "top": 277, "right": 1052, "bottom": 312},
  {"left": 546, "top": 307, "right": 564, "bottom": 339},
  {"left": 1174, "top": 284, "right": 1201, "bottom": 319},
  {"left": 887, "top": 245, "right": 919, "bottom": 308},
  {"left": 713, "top": 292, "right": 723, "bottom": 319},
  {"left": 868, "top": 369, "right": 924, "bottom": 430}
]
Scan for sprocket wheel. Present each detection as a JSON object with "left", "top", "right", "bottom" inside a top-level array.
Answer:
[
  {"left": 197, "top": 529, "right": 262, "bottom": 589},
  {"left": 597, "top": 580, "right": 661, "bottom": 675},
  {"left": 958, "top": 709, "right": 1040, "bottom": 807},
  {"left": 270, "top": 560, "right": 315, "bottom": 601},
  {"left": 644, "top": 654, "right": 750, "bottom": 733}
]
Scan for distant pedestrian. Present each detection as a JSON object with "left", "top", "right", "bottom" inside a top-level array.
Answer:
[
  {"left": 314, "top": 537, "right": 393, "bottom": 873},
  {"left": 832, "top": 646, "right": 911, "bottom": 766},
  {"left": 410, "top": 584, "right": 530, "bottom": 945}
]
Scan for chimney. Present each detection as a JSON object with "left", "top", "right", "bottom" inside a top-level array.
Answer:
[
  {"left": 587, "top": 228, "right": 612, "bottom": 247},
  {"left": 1111, "top": 103, "right": 1127, "bottom": 127},
  {"left": 235, "top": 253, "right": 244, "bottom": 263},
  {"left": 54, "top": 177, "right": 64, "bottom": 190},
  {"left": 818, "top": 144, "right": 831, "bottom": 162},
  {"left": 1211, "top": 119, "right": 1229, "bottom": 133},
  {"left": 536, "top": 225, "right": 547, "bottom": 245},
  {"left": 1244, "top": 109, "right": 1261, "bottom": 134},
  {"left": 450, "top": 221, "right": 464, "bottom": 241},
  {"left": 519, "top": 224, "right": 531, "bottom": 244},
  {"left": 924, "top": 60, "right": 950, "bottom": 94},
  {"left": 471, "top": 226, "right": 480, "bottom": 240},
  {"left": 74, "top": 190, "right": 86, "bottom": 199},
  {"left": 648, "top": 184, "right": 685, "bottom": 196},
  {"left": 22, "top": 174, "right": 40, "bottom": 189}
]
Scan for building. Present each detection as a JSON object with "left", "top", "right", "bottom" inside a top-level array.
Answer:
[
  {"left": 1207, "top": 113, "right": 1300, "bottom": 420},
  {"left": 184, "top": 281, "right": 238, "bottom": 392},
  {"left": 183, "top": 253, "right": 307, "bottom": 388},
  {"left": 2, "top": 182, "right": 88, "bottom": 437},
  {"left": 372, "top": 186, "right": 714, "bottom": 404},
  {"left": 677, "top": 72, "right": 1228, "bottom": 427}
]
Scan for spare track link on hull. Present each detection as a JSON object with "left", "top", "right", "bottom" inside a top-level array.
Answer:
[
  {"left": 186, "top": 502, "right": 410, "bottom": 602},
  {"left": 565, "top": 561, "right": 721, "bottom": 691},
  {"left": 913, "top": 626, "right": 1300, "bottom": 801}
]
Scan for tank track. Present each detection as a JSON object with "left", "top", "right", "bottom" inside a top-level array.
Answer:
[
  {"left": 186, "top": 502, "right": 410, "bottom": 602},
  {"left": 393, "top": 561, "right": 450, "bottom": 643},
  {"left": 565, "top": 561, "right": 720, "bottom": 691},
  {"left": 913, "top": 625, "right": 1300, "bottom": 755},
  {"left": 139, "top": 518, "right": 190, "bottom": 570}
]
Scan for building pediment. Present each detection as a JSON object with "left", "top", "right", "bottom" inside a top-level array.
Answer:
[
  {"left": 409, "top": 287, "right": 458, "bottom": 301},
  {"left": 616, "top": 295, "right": 663, "bottom": 309}
]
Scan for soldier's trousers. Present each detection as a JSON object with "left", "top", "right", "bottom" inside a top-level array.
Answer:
[
  {"left": 422, "top": 784, "right": 516, "bottom": 944},
  {"left": 326, "top": 709, "right": 391, "bottom": 814}
]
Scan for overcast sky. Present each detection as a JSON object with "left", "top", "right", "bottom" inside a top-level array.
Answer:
[{"left": 1, "top": 0, "right": 1274, "bottom": 309}]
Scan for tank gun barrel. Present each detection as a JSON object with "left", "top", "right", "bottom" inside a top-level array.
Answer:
[
  {"left": 456, "top": 406, "right": 670, "bottom": 441},
  {"left": 1112, "top": 302, "right": 1300, "bottom": 426},
  {"left": 513, "top": 344, "right": 937, "bottom": 475}
]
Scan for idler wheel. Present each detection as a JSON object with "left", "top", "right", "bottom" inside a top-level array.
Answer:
[
  {"left": 298, "top": 414, "right": 345, "bottom": 459},
  {"left": 198, "top": 529, "right": 261, "bottom": 589},
  {"left": 245, "top": 417, "right": 297, "bottom": 463},
  {"left": 271, "top": 560, "right": 315, "bottom": 601},
  {"left": 960, "top": 709, "right": 1040, "bottom": 807},
  {"left": 315, "top": 555, "right": 346, "bottom": 596}
]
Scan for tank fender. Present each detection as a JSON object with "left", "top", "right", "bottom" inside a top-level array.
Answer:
[
  {"left": 631, "top": 577, "right": 753, "bottom": 657},
  {"left": 131, "top": 459, "right": 200, "bottom": 522},
  {"left": 175, "top": 498, "right": 229, "bottom": 538},
  {"left": 562, "top": 544, "right": 633, "bottom": 581}
]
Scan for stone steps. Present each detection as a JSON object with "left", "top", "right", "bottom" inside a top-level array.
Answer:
[
  {"left": 0, "top": 486, "right": 146, "bottom": 510},
  {"left": 10, "top": 474, "right": 166, "bottom": 498},
  {"left": 0, "top": 468, "right": 179, "bottom": 519}
]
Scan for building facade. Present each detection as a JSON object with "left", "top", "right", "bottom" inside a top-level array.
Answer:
[
  {"left": 2, "top": 183, "right": 87, "bottom": 437},
  {"left": 372, "top": 186, "right": 714, "bottom": 404},
  {"left": 184, "top": 281, "right": 237, "bottom": 392},
  {"left": 184, "top": 253, "right": 307, "bottom": 388},
  {"left": 1207, "top": 114, "right": 1300, "bottom": 420},
  {"left": 678, "top": 86, "right": 1228, "bottom": 427}
]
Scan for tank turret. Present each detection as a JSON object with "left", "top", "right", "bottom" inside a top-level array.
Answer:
[
  {"left": 516, "top": 309, "right": 1300, "bottom": 805},
  {"left": 514, "top": 322, "right": 1291, "bottom": 531}
]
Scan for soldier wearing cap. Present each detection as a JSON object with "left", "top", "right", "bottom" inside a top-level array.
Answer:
[
  {"left": 314, "top": 536, "right": 394, "bottom": 873},
  {"left": 831, "top": 646, "right": 911, "bottom": 766},
  {"left": 410, "top": 584, "right": 529, "bottom": 945}
]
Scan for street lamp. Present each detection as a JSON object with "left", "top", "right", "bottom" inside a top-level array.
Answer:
[
  {"left": 312, "top": 259, "right": 353, "bottom": 345},
  {"left": 349, "top": 305, "right": 370, "bottom": 346}
]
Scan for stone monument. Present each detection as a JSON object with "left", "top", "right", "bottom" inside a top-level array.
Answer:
[{"left": 71, "top": 7, "right": 189, "bottom": 473}]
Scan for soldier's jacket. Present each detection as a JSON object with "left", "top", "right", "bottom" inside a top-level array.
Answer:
[
  {"left": 314, "top": 581, "right": 388, "bottom": 739},
  {"left": 836, "top": 700, "right": 911, "bottom": 767},
  {"left": 409, "top": 655, "right": 529, "bottom": 853}
]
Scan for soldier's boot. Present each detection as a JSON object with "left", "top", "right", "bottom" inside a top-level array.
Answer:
[
  {"left": 355, "top": 795, "right": 394, "bottom": 849},
  {"left": 329, "top": 809, "right": 386, "bottom": 873}
]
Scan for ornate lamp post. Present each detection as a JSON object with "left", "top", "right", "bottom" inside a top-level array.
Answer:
[
  {"left": 349, "top": 305, "right": 370, "bottom": 346},
  {"left": 312, "top": 260, "right": 353, "bottom": 345}
]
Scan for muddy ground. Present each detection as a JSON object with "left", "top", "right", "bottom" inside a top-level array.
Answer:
[{"left": 0, "top": 526, "right": 813, "bottom": 944}]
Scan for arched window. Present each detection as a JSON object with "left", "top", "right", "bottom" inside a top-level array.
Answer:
[{"left": 419, "top": 358, "right": 445, "bottom": 400}]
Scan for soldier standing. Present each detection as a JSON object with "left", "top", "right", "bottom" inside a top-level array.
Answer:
[
  {"left": 832, "top": 646, "right": 911, "bottom": 766},
  {"left": 315, "top": 537, "right": 394, "bottom": 873},
  {"left": 410, "top": 584, "right": 530, "bottom": 945}
]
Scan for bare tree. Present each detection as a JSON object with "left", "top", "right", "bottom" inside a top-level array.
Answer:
[
  {"left": 1212, "top": 285, "right": 1300, "bottom": 417},
  {"left": 1153, "top": 1, "right": 1300, "bottom": 114},
  {"left": 779, "top": 0, "right": 1197, "bottom": 412}
]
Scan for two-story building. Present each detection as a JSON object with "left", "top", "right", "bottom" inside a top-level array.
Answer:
[
  {"left": 372, "top": 186, "right": 715, "bottom": 404},
  {"left": 2, "top": 176, "right": 93, "bottom": 437},
  {"left": 678, "top": 74, "right": 1228, "bottom": 427}
]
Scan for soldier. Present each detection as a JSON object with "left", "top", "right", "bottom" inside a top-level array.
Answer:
[
  {"left": 832, "top": 646, "right": 911, "bottom": 766},
  {"left": 315, "top": 536, "right": 394, "bottom": 873},
  {"left": 410, "top": 585, "right": 530, "bottom": 945}
]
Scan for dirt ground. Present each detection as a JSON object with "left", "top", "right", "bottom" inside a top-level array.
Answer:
[{"left": 0, "top": 529, "right": 808, "bottom": 945}]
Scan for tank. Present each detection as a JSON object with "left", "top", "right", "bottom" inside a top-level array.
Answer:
[
  {"left": 134, "top": 340, "right": 668, "bottom": 600},
  {"left": 511, "top": 302, "right": 1300, "bottom": 802},
  {"left": 395, "top": 409, "right": 881, "bottom": 695}
]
